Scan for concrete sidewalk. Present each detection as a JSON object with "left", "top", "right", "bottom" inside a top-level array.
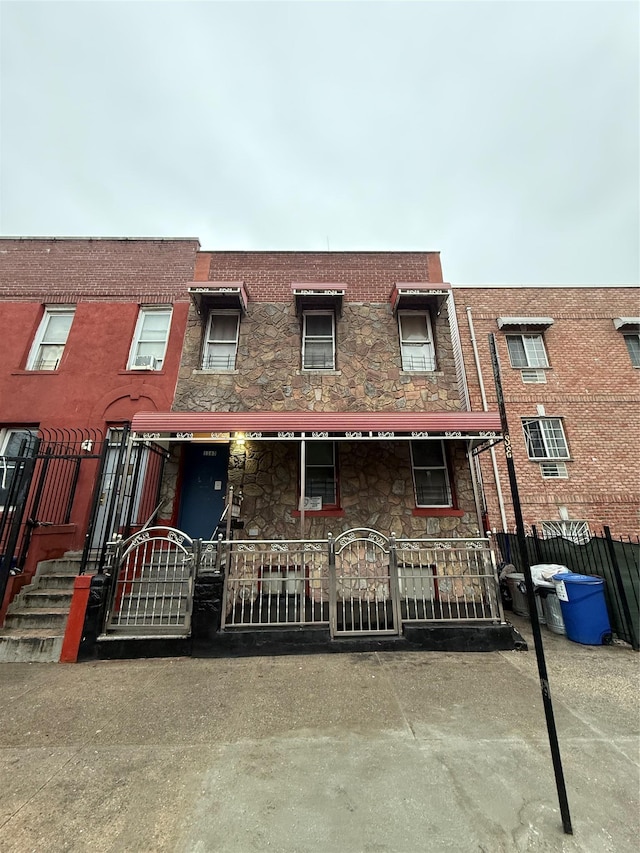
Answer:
[{"left": 1, "top": 616, "right": 638, "bottom": 852}]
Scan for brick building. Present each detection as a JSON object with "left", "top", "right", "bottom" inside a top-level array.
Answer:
[
  {"left": 454, "top": 287, "right": 640, "bottom": 538},
  {"left": 0, "top": 237, "right": 198, "bottom": 618}
]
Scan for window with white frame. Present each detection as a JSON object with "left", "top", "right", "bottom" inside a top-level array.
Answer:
[
  {"left": 506, "top": 334, "right": 549, "bottom": 368},
  {"left": 411, "top": 440, "right": 452, "bottom": 507},
  {"left": 303, "top": 442, "right": 338, "bottom": 508},
  {"left": 26, "top": 307, "right": 75, "bottom": 370},
  {"left": 522, "top": 418, "right": 569, "bottom": 460},
  {"left": 302, "top": 311, "right": 335, "bottom": 370},
  {"left": 624, "top": 333, "right": 640, "bottom": 367},
  {"left": 202, "top": 311, "right": 240, "bottom": 370},
  {"left": 398, "top": 312, "right": 436, "bottom": 371},
  {"left": 0, "top": 428, "right": 37, "bottom": 509},
  {"left": 128, "top": 307, "right": 172, "bottom": 370}
]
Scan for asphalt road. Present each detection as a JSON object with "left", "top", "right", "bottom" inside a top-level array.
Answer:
[{"left": 1, "top": 614, "right": 638, "bottom": 852}]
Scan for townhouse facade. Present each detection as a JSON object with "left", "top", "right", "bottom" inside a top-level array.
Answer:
[{"left": 455, "top": 287, "right": 640, "bottom": 538}]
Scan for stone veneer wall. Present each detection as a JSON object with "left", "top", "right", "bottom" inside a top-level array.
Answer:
[
  {"left": 167, "top": 298, "right": 480, "bottom": 538},
  {"left": 174, "top": 301, "right": 462, "bottom": 412}
]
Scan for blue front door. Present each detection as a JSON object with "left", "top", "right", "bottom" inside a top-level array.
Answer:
[{"left": 177, "top": 444, "right": 230, "bottom": 539}]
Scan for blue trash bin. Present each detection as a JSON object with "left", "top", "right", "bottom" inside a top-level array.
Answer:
[{"left": 552, "top": 574, "right": 612, "bottom": 645}]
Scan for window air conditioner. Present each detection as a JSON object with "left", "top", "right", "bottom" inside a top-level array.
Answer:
[{"left": 133, "top": 355, "right": 158, "bottom": 370}]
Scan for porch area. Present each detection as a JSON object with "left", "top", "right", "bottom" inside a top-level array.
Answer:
[{"left": 93, "top": 526, "right": 521, "bottom": 656}]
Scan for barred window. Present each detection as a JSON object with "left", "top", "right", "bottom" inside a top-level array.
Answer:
[
  {"left": 302, "top": 312, "right": 335, "bottom": 370},
  {"left": 411, "top": 440, "right": 452, "bottom": 507},
  {"left": 203, "top": 311, "right": 240, "bottom": 370}
]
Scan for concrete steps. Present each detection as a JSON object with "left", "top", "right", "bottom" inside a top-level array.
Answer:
[{"left": 0, "top": 555, "right": 83, "bottom": 662}]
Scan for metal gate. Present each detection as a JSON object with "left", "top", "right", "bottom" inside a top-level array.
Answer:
[
  {"left": 330, "top": 529, "right": 401, "bottom": 636},
  {"left": 104, "top": 527, "right": 194, "bottom": 635}
]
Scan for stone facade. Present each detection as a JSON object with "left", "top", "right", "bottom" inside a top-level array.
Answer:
[{"left": 165, "top": 251, "right": 482, "bottom": 540}]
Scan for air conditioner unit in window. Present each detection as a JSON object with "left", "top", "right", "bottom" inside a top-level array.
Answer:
[
  {"left": 132, "top": 355, "right": 159, "bottom": 370},
  {"left": 540, "top": 462, "right": 568, "bottom": 479},
  {"left": 521, "top": 369, "right": 547, "bottom": 384}
]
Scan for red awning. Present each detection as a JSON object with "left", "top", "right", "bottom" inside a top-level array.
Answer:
[{"left": 131, "top": 410, "right": 501, "bottom": 443}]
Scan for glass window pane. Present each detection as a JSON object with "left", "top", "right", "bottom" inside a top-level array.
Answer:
[
  {"left": 305, "top": 468, "right": 336, "bottom": 503},
  {"left": 507, "top": 336, "right": 527, "bottom": 367},
  {"left": 415, "top": 470, "right": 449, "bottom": 505},
  {"left": 625, "top": 334, "right": 640, "bottom": 367},
  {"left": 401, "top": 343, "right": 434, "bottom": 371},
  {"left": 136, "top": 341, "right": 166, "bottom": 360},
  {"left": 34, "top": 344, "right": 65, "bottom": 370},
  {"left": 411, "top": 441, "right": 445, "bottom": 468},
  {"left": 209, "top": 314, "right": 238, "bottom": 342},
  {"left": 523, "top": 335, "right": 548, "bottom": 367},
  {"left": 204, "top": 343, "right": 236, "bottom": 370},
  {"left": 400, "top": 315, "right": 428, "bottom": 342},
  {"left": 140, "top": 311, "right": 171, "bottom": 340},
  {"left": 307, "top": 442, "right": 334, "bottom": 465},
  {"left": 303, "top": 341, "right": 333, "bottom": 369},
  {"left": 42, "top": 313, "right": 73, "bottom": 343},
  {"left": 305, "top": 314, "right": 333, "bottom": 336}
]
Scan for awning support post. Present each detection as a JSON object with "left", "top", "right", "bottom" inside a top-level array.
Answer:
[{"left": 300, "top": 436, "right": 306, "bottom": 540}]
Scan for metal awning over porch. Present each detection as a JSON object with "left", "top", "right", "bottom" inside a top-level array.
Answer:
[{"left": 130, "top": 411, "right": 502, "bottom": 446}]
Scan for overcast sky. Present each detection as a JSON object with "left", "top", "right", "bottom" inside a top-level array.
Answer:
[{"left": 1, "top": 0, "right": 638, "bottom": 285}]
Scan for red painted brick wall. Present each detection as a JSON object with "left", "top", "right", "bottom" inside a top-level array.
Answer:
[{"left": 454, "top": 287, "right": 640, "bottom": 537}]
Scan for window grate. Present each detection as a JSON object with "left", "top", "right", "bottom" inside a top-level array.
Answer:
[
  {"left": 521, "top": 369, "right": 547, "bottom": 384},
  {"left": 541, "top": 520, "right": 591, "bottom": 544},
  {"left": 540, "top": 462, "right": 568, "bottom": 478}
]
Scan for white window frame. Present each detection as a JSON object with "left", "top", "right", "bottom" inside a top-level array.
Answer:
[
  {"left": 522, "top": 418, "right": 569, "bottom": 460},
  {"left": 202, "top": 310, "right": 240, "bottom": 371},
  {"left": 410, "top": 440, "right": 452, "bottom": 508},
  {"left": 398, "top": 311, "right": 436, "bottom": 372},
  {"left": 26, "top": 306, "right": 75, "bottom": 371},
  {"left": 302, "top": 311, "right": 335, "bottom": 371},
  {"left": 506, "top": 334, "right": 549, "bottom": 368},
  {"left": 623, "top": 333, "right": 640, "bottom": 368},
  {"left": 303, "top": 441, "right": 338, "bottom": 508},
  {"left": 127, "top": 306, "right": 172, "bottom": 370},
  {"left": 0, "top": 428, "right": 37, "bottom": 510}
]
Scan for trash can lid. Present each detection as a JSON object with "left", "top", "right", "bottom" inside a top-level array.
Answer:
[{"left": 552, "top": 573, "right": 603, "bottom": 584}]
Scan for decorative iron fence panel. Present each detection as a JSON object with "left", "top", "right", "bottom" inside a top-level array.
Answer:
[
  {"left": 221, "top": 539, "right": 329, "bottom": 628},
  {"left": 105, "top": 527, "right": 194, "bottom": 634}
]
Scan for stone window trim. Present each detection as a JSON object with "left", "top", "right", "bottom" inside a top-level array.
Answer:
[
  {"left": 26, "top": 305, "right": 75, "bottom": 371},
  {"left": 127, "top": 306, "right": 172, "bottom": 371}
]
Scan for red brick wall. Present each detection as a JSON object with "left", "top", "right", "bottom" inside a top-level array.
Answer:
[
  {"left": 454, "top": 287, "right": 640, "bottom": 537},
  {"left": 202, "top": 251, "right": 444, "bottom": 302}
]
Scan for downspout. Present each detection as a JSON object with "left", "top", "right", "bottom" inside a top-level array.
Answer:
[{"left": 465, "top": 307, "right": 508, "bottom": 531}]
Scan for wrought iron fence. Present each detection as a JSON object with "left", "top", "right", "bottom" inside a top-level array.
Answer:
[{"left": 495, "top": 526, "right": 640, "bottom": 650}]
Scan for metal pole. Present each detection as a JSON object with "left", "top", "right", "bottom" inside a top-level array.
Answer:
[
  {"left": 489, "top": 333, "right": 573, "bottom": 835},
  {"left": 300, "top": 436, "right": 306, "bottom": 541}
]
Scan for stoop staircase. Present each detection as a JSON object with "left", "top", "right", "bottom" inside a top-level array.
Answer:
[{"left": 0, "top": 553, "right": 85, "bottom": 663}]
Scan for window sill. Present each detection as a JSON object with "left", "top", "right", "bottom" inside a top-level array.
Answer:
[
  {"left": 11, "top": 369, "right": 61, "bottom": 375},
  {"left": 528, "top": 458, "right": 571, "bottom": 463},
  {"left": 400, "top": 370, "right": 443, "bottom": 377},
  {"left": 119, "top": 369, "right": 166, "bottom": 376},
  {"left": 192, "top": 369, "right": 239, "bottom": 375},
  {"left": 297, "top": 369, "right": 342, "bottom": 375},
  {"left": 292, "top": 509, "right": 345, "bottom": 518},
  {"left": 412, "top": 508, "right": 464, "bottom": 517}
]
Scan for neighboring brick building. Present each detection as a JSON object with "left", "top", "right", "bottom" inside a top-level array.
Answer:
[
  {"left": 132, "top": 251, "right": 500, "bottom": 541},
  {"left": 0, "top": 237, "right": 198, "bottom": 597},
  {"left": 454, "top": 287, "right": 640, "bottom": 538}
]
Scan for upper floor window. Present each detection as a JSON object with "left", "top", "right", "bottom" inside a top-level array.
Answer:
[
  {"left": 303, "top": 441, "right": 338, "bottom": 509},
  {"left": 506, "top": 334, "right": 549, "bottom": 368},
  {"left": 302, "top": 311, "right": 335, "bottom": 370},
  {"left": 522, "top": 417, "right": 569, "bottom": 460},
  {"left": 410, "top": 440, "right": 452, "bottom": 507},
  {"left": 624, "top": 333, "right": 640, "bottom": 368},
  {"left": 128, "top": 307, "right": 172, "bottom": 370},
  {"left": 27, "top": 307, "right": 75, "bottom": 370},
  {"left": 203, "top": 311, "right": 240, "bottom": 371},
  {"left": 398, "top": 312, "right": 436, "bottom": 372}
]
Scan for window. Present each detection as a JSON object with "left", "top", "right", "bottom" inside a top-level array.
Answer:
[
  {"left": 506, "top": 334, "right": 548, "bottom": 368},
  {"left": 411, "top": 441, "right": 452, "bottom": 507},
  {"left": 302, "top": 311, "right": 335, "bottom": 370},
  {"left": 27, "top": 307, "right": 74, "bottom": 370},
  {"left": 128, "top": 307, "right": 172, "bottom": 370},
  {"left": 304, "top": 442, "right": 337, "bottom": 508},
  {"left": 624, "top": 333, "right": 640, "bottom": 367},
  {"left": 399, "top": 312, "right": 436, "bottom": 371},
  {"left": 522, "top": 418, "right": 569, "bottom": 460},
  {"left": 0, "top": 428, "right": 37, "bottom": 509},
  {"left": 202, "top": 311, "right": 240, "bottom": 370}
]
